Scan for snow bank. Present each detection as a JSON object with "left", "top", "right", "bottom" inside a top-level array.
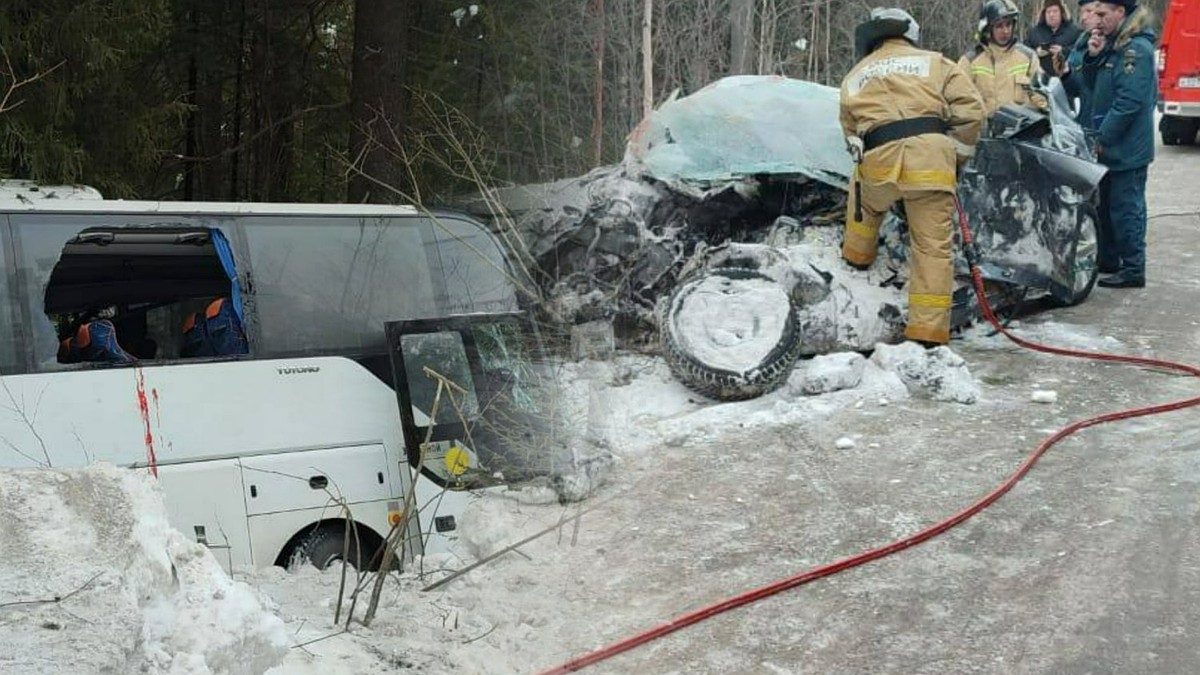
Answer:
[
  {"left": 0, "top": 464, "right": 288, "bottom": 675},
  {"left": 870, "top": 342, "right": 981, "bottom": 404}
]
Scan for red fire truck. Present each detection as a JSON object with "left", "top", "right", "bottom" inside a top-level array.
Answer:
[{"left": 1159, "top": 0, "right": 1200, "bottom": 145}]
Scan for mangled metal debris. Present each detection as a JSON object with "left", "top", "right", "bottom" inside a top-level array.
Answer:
[{"left": 464, "top": 75, "right": 1105, "bottom": 401}]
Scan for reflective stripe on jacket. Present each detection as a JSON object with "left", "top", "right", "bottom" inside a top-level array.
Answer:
[{"left": 959, "top": 43, "right": 1047, "bottom": 115}]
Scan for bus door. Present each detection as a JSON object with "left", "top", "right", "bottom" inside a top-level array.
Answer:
[{"left": 385, "top": 313, "right": 562, "bottom": 547}]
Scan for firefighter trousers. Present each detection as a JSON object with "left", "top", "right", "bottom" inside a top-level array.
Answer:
[{"left": 843, "top": 175, "right": 955, "bottom": 345}]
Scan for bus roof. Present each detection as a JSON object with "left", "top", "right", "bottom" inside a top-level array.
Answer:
[
  {"left": 0, "top": 180, "right": 104, "bottom": 201},
  {"left": 0, "top": 199, "right": 421, "bottom": 217}
]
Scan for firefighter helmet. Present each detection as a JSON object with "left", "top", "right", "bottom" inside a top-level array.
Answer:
[
  {"left": 978, "top": 0, "right": 1021, "bottom": 45},
  {"left": 854, "top": 7, "right": 921, "bottom": 59}
]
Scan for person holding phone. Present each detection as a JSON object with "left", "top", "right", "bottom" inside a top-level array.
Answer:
[
  {"left": 1059, "top": 0, "right": 1157, "bottom": 288},
  {"left": 1052, "top": 1, "right": 1101, "bottom": 119},
  {"left": 1026, "top": 0, "right": 1083, "bottom": 74}
]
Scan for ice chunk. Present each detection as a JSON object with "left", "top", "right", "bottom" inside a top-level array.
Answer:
[
  {"left": 871, "top": 342, "right": 981, "bottom": 404},
  {"left": 788, "top": 352, "right": 867, "bottom": 396},
  {"left": 1031, "top": 390, "right": 1059, "bottom": 404}
]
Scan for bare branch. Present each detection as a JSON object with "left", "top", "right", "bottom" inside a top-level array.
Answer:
[
  {"left": 0, "top": 572, "right": 104, "bottom": 609},
  {"left": 0, "top": 44, "right": 65, "bottom": 115}
]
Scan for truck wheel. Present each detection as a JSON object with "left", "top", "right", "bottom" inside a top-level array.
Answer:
[
  {"left": 1160, "top": 115, "right": 1192, "bottom": 146},
  {"left": 287, "top": 523, "right": 381, "bottom": 571},
  {"left": 662, "top": 267, "right": 802, "bottom": 401},
  {"left": 1051, "top": 203, "right": 1099, "bottom": 307}
]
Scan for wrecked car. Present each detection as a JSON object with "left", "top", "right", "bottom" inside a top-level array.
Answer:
[{"left": 467, "top": 75, "right": 1104, "bottom": 401}]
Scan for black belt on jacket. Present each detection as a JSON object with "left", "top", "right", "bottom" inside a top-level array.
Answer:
[{"left": 862, "top": 117, "right": 949, "bottom": 152}]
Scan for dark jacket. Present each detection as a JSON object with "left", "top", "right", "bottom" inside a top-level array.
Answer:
[
  {"left": 1062, "top": 30, "right": 1095, "bottom": 127},
  {"left": 1026, "top": 20, "right": 1083, "bottom": 73},
  {"left": 1079, "top": 6, "right": 1158, "bottom": 171}
]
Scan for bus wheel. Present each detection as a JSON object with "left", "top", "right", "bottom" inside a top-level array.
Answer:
[{"left": 286, "top": 523, "right": 383, "bottom": 571}]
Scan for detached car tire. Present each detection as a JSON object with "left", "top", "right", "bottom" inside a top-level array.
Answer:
[{"left": 662, "top": 267, "right": 802, "bottom": 401}]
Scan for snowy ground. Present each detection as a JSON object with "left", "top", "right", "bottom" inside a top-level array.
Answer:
[
  {"left": 0, "top": 338, "right": 996, "bottom": 675},
  {"left": 252, "top": 320, "right": 1188, "bottom": 675},
  {"left": 251, "top": 342, "right": 989, "bottom": 675}
]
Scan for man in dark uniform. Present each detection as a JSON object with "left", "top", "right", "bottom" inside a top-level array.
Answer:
[{"left": 1069, "top": 0, "right": 1157, "bottom": 288}]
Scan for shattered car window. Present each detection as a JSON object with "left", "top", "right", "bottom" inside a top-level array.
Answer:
[
  {"left": 472, "top": 321, "right": 539, "bottom": 413},
  {"left": 400, "top": 332, "right": 480, "bottom": 424}
]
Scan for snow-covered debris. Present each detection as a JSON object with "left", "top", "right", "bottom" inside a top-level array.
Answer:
[
  {"left": 870, "top": 342, "right": 981, "bottom": 404},
  {"left": 834, "top": 437, "right": 857, "bottom": 450},
  {"left": 0, "top": 464, "right": 288, "bottom": 675},
  {"left": 788, "top": 352, "right": 867, "bottom": 396}
]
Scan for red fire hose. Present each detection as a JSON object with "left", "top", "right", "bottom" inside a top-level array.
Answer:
[{"left": 537, "top": 199, "right": 1200, "bottom": 674}]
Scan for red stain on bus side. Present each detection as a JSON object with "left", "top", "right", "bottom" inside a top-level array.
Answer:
[{"left": 136, "top": 369, "right": 158, "bottom": 477}]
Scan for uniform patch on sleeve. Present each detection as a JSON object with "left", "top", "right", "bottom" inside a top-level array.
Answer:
[
  {"left": 1123, "top": 49, "right": 1138, "bottom": 74},
  {"left": 847, "top": 55, "right": 933, "bottom": 95}
]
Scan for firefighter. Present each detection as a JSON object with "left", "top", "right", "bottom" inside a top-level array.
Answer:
[
  {"left": 840, "top": 8, "right": 984, "bottom": 346},
  {"left": 960, "top": 0, "right": 1048, "bottom": 115}
]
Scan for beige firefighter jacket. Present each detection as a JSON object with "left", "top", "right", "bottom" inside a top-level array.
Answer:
[
  {"left": 959, "top": 42, "right": 1048, "bottom": 114},
  {"left": 840, "top": 38, "right": 984, "bottom": 193}
]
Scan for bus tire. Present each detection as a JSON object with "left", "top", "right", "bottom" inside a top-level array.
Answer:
[
  {"left": 286, "top": 522, "right": 383, "bottom": 571},
  {"left": 662, "top": 267, "right": 802, "bottom": 401}
]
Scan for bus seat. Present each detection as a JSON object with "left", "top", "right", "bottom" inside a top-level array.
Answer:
[
  {"left": 57, "top": 320, "right": 136, "bottom": 364},
  {"left": 181, "top": 297, "right": 249, "bottom": 358}
]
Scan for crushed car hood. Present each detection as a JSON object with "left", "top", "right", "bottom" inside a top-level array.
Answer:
[{"left": 625, "top": 76, "right": 854, "bottom": 191}]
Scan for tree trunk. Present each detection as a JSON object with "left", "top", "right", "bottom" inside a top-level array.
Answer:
[
  {"left": 590, "top": 0, "right": 606, "bottom": 166},
  {"left": 729, "top": 0, "right": 755, "bottom": 75},
  {"left": 642, "top": 0, "right": 653, "bottom": 118},
  {"left": 347, "top": 0, "right": 411, "bottom": 203},
  {"left": 229, "top": 0, "right": 247, "bottom": 202},
  {"left": 183, "top": 0, "right": 200, "bottom": 201}
]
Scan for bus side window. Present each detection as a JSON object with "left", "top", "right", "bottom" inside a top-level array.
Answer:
[
  {"left": 1, "top": 219, "right": 19, "bottom": 373},
  {"left": 10, "top": 218, "right": 83, "bottom": 370},
  {"left": 243, "top": 216, "right": 439, "bottom": 356},
  {"left": 427, "top": 215, "right": 521, "bottom": 316}
]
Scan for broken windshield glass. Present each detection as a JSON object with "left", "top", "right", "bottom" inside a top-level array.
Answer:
[{"left": 626, "top": 76, "right": 853, "bottom": 190}]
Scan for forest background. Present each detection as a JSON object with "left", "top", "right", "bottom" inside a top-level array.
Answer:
[{"left": 0, "top": 0, "right": 1168, "bottom": 204}]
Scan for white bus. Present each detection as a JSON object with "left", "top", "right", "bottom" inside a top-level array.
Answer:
[{"left": 0, "top": 198, "right": 535, "bottom": 572}]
